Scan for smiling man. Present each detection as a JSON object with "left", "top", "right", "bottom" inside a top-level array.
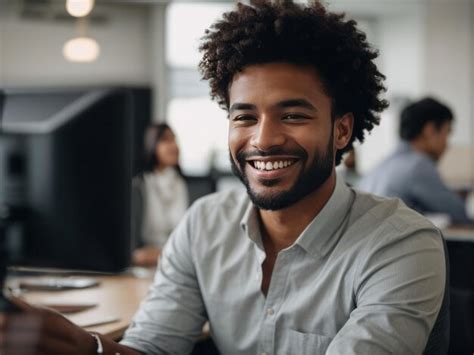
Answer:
[
  {"left": 0, "top": 1, "right": 447, "bottom": 355},
  {"left": 228, "top": 64, "right": 338, "bottom": 213}
]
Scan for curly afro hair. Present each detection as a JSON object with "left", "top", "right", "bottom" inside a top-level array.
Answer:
[{"left": 199, "top": 0, "right": 388, "bottom": 164}]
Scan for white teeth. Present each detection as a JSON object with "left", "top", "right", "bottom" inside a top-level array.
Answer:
[{"left": 252, "top": 160, "right": 294, "bottom": 171}]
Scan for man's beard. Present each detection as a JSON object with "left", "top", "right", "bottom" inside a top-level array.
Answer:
[{"left": 230, "top": 132, "right": 334, "bottom": 210}]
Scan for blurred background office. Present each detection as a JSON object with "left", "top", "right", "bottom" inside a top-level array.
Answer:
[
  {"left": 1, "top": 0, "right": 472, "bottom": 204},
  {"left": 0, "top": 1, "right": 473, "bottom": 354}
]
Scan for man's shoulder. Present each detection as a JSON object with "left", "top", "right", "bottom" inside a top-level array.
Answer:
[
  {"left": 351, "top": 189, "right": 439, "bottom": 238},
  {"left": 179, "top": 188, "right": 250, "bottom": 249},
  {"left": 338, "top": 190, "right": 443, "bottom": 277},
  {"left": 188, "top": 187, "right": 250, "bottom": 219}
]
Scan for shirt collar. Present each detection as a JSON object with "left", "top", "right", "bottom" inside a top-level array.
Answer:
[
  {"left": 295, "top": 174, "right": 354, "bottom": 258},
  {"left": 240, "top": 174, "right": 355, "bottom": 258},
  {"left": 240, "top": 200, "right": 264, "bottom": 250}
]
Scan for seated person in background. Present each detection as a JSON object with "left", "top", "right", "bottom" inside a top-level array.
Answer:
[
  {"left": 132, "top": 123, "right": 189, "bottom": 266},
  {"left": 0, "top": 2, "right": 448, "bottom": 354},
  {"left": 358, "top": 97, "right": 472, "bottom": 225}
]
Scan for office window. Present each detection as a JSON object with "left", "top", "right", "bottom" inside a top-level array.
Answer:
[{"left": 166, "top": 3, "right": 233, "bottom": 176}]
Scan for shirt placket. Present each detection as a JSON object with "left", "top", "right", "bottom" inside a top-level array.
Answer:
[{"left": 257, "top": 248, "right": 292, "bottom": 355}]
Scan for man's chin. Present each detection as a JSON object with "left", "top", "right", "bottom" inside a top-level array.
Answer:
[
  {"left": 257, "top": 178, "right": 280, "bottom": 187},
  {"left": 246, "top": 187, "right": 296, "bottom": 211},
  {"left": 248, "top": 178, "right": 293, "bottom": 195},
  {"left": 243, "top": 175, "right": 302, "bottom": 210}
]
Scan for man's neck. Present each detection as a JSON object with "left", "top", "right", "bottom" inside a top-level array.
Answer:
[{"left": 258, "top": 172, "right": 337, "bottom": 253}]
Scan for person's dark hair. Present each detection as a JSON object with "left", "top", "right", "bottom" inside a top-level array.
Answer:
[
  {"left": 199, "top": 0, "right": 388, "bottom": 164},
  {"left": 399, "top": 97, "right": 453, "bottom": 141},
  {"left": 143, "top": 123, "right": 181, "bottom": 173}
]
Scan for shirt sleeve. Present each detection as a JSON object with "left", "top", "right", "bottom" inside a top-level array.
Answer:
[
  {"left": 326, "top": 226, "right": 446, "bottom": 355},
  {"left": 410, "top": 158, "right": 471, "bottom": 224},
  {"left": 120, "top": 206, "right": 207, "bottom": 355}
]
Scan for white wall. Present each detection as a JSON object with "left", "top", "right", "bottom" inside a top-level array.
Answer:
[
  {"left": 423, "top": 0, "right": 472, "bottom": 146},
  {"left": 150, "top": 3, "right": 169, "bottom": 120},
  {"left": 422, "top": 0, "right": 473, "bottom": 186},
  {"left": 354, "top": 0, "right": 473, "bottom": 186},
  {"left": 0, "top": 2, "right": 6, "bottom": 86},
  {"left": 358, "top": 10, "right": 425, "bottom": 173},
  {"left": 1, "top": 3, "right": 151, "bottom": 87}
]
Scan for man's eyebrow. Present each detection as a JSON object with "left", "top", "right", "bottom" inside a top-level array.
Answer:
[
  {"left": 277, "top": 99, "right": 317, "bottom": 111},
  {"left": 229, "top": 99, "right": 317, "bottom": 112},
  {"left": 229, "top": 103, "right": 257, "bottom": 113}
]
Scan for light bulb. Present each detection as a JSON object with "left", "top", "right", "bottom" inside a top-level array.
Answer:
[
  {"left": 63, "top": 37, "right": 100, "bottom": 63},
  {"left": 66, "top": 0, "right": 95, "bottom": 18}
]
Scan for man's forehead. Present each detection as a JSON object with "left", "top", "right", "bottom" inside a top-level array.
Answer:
[
  {"left": 228, "top": 63, "right": 329, "bottom": 108},
  {"left": 230, "top": 62, "right": 320, "bottom": 83}
]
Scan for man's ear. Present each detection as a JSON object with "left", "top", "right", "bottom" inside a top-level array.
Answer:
[{"left": 334, "top": 113, "right": 354, "bottom": 150}]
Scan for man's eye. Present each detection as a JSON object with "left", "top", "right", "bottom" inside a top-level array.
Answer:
[
  {"left": 232, "top": 115, "right": 256, "bottom": 122},
  {"left": 282, "top": 114, "right": 309, "bottom": 121}
]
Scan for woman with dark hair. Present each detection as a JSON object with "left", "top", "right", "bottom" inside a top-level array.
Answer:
[{"left": 132, "top": 123, "right": 189, "bottom": 266}]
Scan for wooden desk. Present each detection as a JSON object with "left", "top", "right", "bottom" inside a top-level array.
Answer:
[{"left": 12, "top": 272, "right": 154, "bottom": 340}]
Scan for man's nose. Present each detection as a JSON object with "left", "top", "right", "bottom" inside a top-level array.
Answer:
[{"left": 249, "top": 117, "right": 286, "bottom": 151}]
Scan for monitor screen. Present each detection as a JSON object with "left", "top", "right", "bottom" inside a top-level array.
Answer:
[{"left": 0, "top": 88, "right": 133, "bottom": 272}]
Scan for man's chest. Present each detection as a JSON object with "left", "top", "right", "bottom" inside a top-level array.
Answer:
[{"left": 198, "top": 244, "right": 359, "bottom": 354}]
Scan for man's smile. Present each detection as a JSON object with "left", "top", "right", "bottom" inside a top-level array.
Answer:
[
  {"left": 247, "top": 157, "right": 298, "bottom": 171},
  {"left": 245, "top": 156, "right": 302, "bottom": 181}
]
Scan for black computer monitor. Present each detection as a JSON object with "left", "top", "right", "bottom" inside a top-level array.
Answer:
[{"left": 0, "top": 88, "right": 133, "bottom": 272}]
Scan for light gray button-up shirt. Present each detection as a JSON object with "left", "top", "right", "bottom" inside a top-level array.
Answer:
[{"left": 121, "top": 176, "right": 445, "bottom": 355}]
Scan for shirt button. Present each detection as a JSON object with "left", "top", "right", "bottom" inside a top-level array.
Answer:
[
  {"left": 266, "top": 308, "right": 274, "bottom": 316},
  {"left": 256, "top": 273, "right": 261, "bottom": 281}
]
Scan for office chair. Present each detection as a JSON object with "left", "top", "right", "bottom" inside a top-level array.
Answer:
[
  {"left": 423, "top": 236, "right": 450, "bottom": 355},
  {"left": 184, "top": 175, "right": 217, "bottom": 205},
  {"left": 446, "top": 239, "right": 474, "bottom": 354}
]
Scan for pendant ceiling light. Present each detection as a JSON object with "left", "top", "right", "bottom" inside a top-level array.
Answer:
[
  {"left": 63, "top": 0, "right": 99, "bottom": 63},
  {"left": 66, "top": 0, "right": 95, "bottom": 17},
  {"left": 63, "top": 37, "right": 100, "bottom": 63}
]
